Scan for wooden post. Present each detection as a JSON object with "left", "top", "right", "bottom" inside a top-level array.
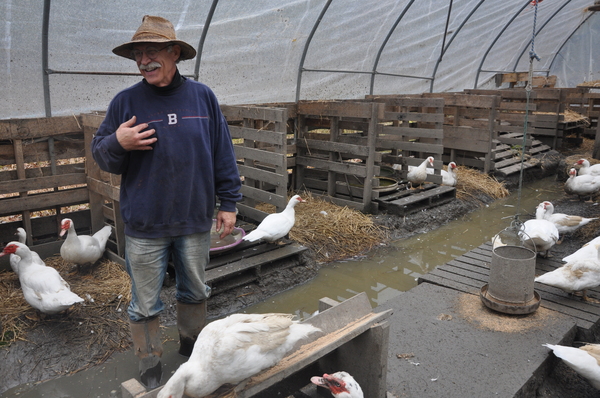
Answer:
[{"left": 593, "top": 120, "right": 600, "bottom": 160}]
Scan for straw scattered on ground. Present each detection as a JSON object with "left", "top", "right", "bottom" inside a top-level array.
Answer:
[
  {"left": 0, "top": 257, "right": 131, "bottom": 356},
  {"left": 257, "top": 191, "right": 388, "bottom": 263}
]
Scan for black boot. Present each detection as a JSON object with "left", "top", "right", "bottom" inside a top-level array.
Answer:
[
  {"left": 177, "top": 300, "right": 207, "bottom": 357},
  {"left": 129, "top": 317, "right": 163, "bottom": 389}
]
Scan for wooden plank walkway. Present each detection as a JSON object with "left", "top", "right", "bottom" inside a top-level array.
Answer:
[{"left": 418, "top": 242, "right": 600, "bottom": 335}]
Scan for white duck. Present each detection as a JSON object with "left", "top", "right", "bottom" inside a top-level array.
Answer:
[
  {"left": 441, "top": 162, "right": 457, "bottom": 187},
  {"left": 311, "top": 371, "right": 364, "bottom": 398},
  {"left": 575, "top": 159, "right": 600, "bottom": 176},
  {"left": 543, "top": 343, "right": 600, "bottom": 389},
  {"left": 59, "top": 218, "right": 112, "bottom": 268},
  {"left": 0, "top": 242, "right": 84, "bottom": 314},
  {"left": 243, "top": 195, "right": 305, "bottom": 243},
  {"left": 536, "top": 201, "right": 597, "bottom": 235},
  {"left": 563, "top": 236, "right": 600, "bottom": 263},
  {"left": 10, "top": 228, "right": 44, "bottom": 275},
  {"left": 535, "top": 245, "right": 600, "bottom": 302},
  {"left": 406, "top": 156, "right": 434, "bottom": 189},
  {"left": 519, "top": 218, "right": 559, "bottom": 257},
  {"left": 157, "top": 313, "right": 320, "bottom": 398},
  {"left": 564, "top": 168, "right": 600, "bottom": 201}
]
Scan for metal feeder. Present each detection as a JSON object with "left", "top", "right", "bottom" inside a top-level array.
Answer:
[{"left": 480, "top": 225, "right": 541, "bottom": 315}]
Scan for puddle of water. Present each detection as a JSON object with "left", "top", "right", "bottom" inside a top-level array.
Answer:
[{"left": 1, "top": 177, "right": 566, "bottom": 397}]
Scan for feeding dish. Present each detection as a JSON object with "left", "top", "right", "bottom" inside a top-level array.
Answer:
[
  {"left": 210, "top": 219, "right": 245, "bottom": 254},
  {"left": 373, "top": 176, "right": 399, "bottom": 192}
]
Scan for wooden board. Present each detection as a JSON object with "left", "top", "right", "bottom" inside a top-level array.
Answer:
[{"left": 418, "top": 242, "right": 600, "bottom": 332}]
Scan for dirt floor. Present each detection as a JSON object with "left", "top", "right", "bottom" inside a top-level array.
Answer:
[{"left": 2, "top": 148, "right": 600, "bottom": 396}]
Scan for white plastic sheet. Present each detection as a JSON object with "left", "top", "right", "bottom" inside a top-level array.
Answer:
[{"left": 1, "top": 0, "right": 599, "bottom": 119}]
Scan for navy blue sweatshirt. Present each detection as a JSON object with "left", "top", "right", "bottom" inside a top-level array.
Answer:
[{"left": 91, "top": 73, "right": 242, "bottom": 238}]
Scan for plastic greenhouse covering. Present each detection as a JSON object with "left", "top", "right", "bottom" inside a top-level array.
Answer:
[{"left": 2, "top": 0, "right": 600, "bottom": 120}]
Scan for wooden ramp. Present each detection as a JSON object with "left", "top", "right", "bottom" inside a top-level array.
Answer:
[
  {"left": 121, "top": 292, "right": 393, "bottom": 398},
  {"left": 418, "top": 242, "right": 600, "bottom": 339},
  {"left": 375, "top": 184, "right": 456, "bottom": 216},
  {"left": 491, "top": 133, "right": 553, "bottom": 177}
]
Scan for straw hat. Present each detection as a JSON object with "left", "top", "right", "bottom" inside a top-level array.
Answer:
[{"left": 112, "top": 15, "right": 196, "bottom": 61}]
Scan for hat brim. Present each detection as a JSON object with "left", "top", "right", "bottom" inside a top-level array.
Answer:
[{"left": 112, "top": 39, "right": 197, "bottom": 61}]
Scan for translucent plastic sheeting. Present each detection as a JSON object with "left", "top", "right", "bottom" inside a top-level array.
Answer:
[{"left": 1, "top": 0, "right": 599, "bottom": 119}]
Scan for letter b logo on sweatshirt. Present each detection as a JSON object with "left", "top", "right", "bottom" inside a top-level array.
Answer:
[{"left": 167, "top": 114, "right": 177, "bottom": 125}]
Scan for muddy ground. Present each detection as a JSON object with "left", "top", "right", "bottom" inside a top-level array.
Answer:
[{"left": 2, "top": 150, "right": 600, "bottom": 396}]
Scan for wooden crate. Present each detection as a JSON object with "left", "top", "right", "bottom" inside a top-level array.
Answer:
[
  {"left": 295, "top": 100, "right": 381, "bottom": 213},
  {"left": 0, "top": 115, "right": 102, "bottom": 269},
  {"left": 222, "top": 105, "right": 291, "bottom": 224},
  {"left": 493, "top": 72, "right": 557, "bottom": 89}
]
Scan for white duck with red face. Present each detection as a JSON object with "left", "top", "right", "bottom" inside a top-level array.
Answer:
[
  {"left": 536, "top": 201, "right": 597, "bottom": 234},
  {"left": 242, "top": 195, "right": 305, "bottom": 243},
  {"left": 311, "top": 371, "right": 364, "bottom": 398},
  {"left": 441, "top": 161, "right": 457, "bottom": 186},
  {"left": 10, "top": 227, "right": 44, "bottom": 275},
  {"left": 575, "top": 159, "right": 600, "bottom": 176},
  {"left": 0, "top": 242, "right": 84, "bottom": 314},
  {"left": 564, "top": 168, "right": 600, "bottom": 200},
  {"left": 407, "top": 156, "right": 434, "bottom": 188},
  {"left": 59, "top": 218, "right": 112, "bottom": 268}
]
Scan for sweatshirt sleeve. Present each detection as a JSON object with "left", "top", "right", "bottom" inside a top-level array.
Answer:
[
  {"left": 213, "top": 112, "right": 242, "bottom": 212},
  {"left": 90, "top": 100, "right": 130, "bottom": 175}
]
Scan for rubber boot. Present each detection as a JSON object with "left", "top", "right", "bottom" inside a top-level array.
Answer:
[
  {"left": 177, "top": 300, "right": 207, "bottom": 357},
  {"left": 129, "top": 317, "right": 163, "bottom": 389}
]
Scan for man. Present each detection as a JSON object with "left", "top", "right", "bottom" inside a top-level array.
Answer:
[{"left": 91, "top": 15, "right": 241, "bottom": 389}]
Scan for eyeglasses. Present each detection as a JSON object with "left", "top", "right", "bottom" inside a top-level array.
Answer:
[{"left": 131, "top": 45, "right": 171, "bottom": 61}]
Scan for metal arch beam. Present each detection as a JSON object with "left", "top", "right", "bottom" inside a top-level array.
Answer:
[
  {"left": 295, "top": 0, "right": 333, "bottom": 103},
  {"left": 368, "top": 0, "right": 415, "bottom": 95},
  {"left": 511, "top": 0, "right": 572, "bottom": 73},
  {"left": 429, "top": 0, "right": 486, "bottom": 93},
  {"left": 474, "top": 0, "right": 532, "bottom": 89},
  {"left": 548, "top": 11, "right": 595, "bottom": 71},
  {"left": 42, "top": 0, "right": 52, "bottom": 117},
  {"left": 193, "top": 0, "right": 220, "bottom": 81}
]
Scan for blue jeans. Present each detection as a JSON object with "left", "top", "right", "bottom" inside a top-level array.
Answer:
[{"left": 125, "top": 232, "right": 212, "bottom": 322}]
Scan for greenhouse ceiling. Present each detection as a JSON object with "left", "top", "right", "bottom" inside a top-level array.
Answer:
[{"left": 1, "top": 0, "right": 599, "bottom": 119}]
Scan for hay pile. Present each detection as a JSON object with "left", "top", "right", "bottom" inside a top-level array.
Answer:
[
  {"left": 257, "top": 191, "right": 388, "bottom": 263},
  {"left": 453, "top": 165, "right": 509, "bottom": 201},
  {"left": 0, "top": 257, "right": 131, "bottom": 357}
]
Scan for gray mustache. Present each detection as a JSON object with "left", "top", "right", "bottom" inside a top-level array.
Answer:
[{"left": 139, "top": 62, "right": 162, "bottom": 71}]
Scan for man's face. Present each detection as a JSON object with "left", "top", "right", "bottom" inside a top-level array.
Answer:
[{"left": 132, "top": 43, "right": 180, "bottom": 87}]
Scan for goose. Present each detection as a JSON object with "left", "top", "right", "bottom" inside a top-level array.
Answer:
[
  {"left": 406, "top": 156, "right": 434, "bottom": 189},
  {"left": 543, "top": 343, "right": 600, "bottom": 389},
  {"left": 157, "top": 313, "right": 320, "bottom": 398},
  {"left": 575, "top": 159, "right": 600, "bottom": 176},
  {"left": 242, "top": 195, "right": 305, "bottom": 243},
  {"left": 564, "top": 168, "right": 600, "bottom": 201},
  {"left": 563, "top": 236, "right": 600, "bottom": 263},
  {"left": 0, "top": 242, "right": 84, "bottom": 314},
  {"left": 59, "top": 219, "right": 112, "bottom": 269},
  {"left": 535, "top": 245, "right": 600, "bottom": 302},
  {"left": 536, "top": 201, "right": 597, "bottom": 235},
  {"left": 10, "top": 228, "right": 44, "bottom": 275},
  {"left": 311, "top": 371, "right": 364, "bottom": 398},
  {"left": 519, "top": 218, "right": 559, "bottom": 257}
]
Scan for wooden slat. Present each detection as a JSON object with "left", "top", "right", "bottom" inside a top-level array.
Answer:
[
  {"left": 221, "top": 105, "right": 288, "bottom": 123},
  {"left": 0, "top": 173, "right": 86, "bottom": 195},
  {"left": 229, "top": 126, "right": 287, "bottom": 146},
  {"left": 0, "top": 187, "right": 89, "bottom": 215},
  {"left": 0, "top": 116, "right": 82, "bottom": 140}
]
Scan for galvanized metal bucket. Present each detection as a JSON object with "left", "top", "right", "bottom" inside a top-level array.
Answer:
[
  {"left": 480, "top": 227, "right": 541, "bottom": 314},
  {"left": 488, "top": 245, "right": 536, "bottom": 303}
]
